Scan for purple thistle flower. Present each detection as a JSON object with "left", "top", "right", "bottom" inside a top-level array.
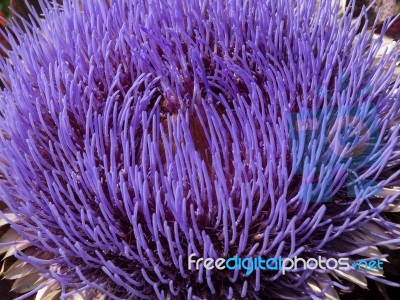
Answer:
[{"left": 0, "top": 0, "right": 399, "bottom": 299}]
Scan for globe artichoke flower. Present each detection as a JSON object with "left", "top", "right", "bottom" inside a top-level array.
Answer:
[{"left": 0, "top": 0, "right": 399, "bottom": 299}]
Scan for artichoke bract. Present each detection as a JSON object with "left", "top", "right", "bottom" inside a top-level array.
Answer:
[{"left": 0, "top": 0, "right": 399, "bottom": 299}]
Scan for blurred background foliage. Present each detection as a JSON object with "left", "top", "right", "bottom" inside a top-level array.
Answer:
[
  {"left": 0, "top": 0, "right": 9, "bottom": 14},
  {"left": 0, "top": 1, "right": 41, "bottom": 25},
  {"left": 0, "top": 0, "right": 9, "bottom": 26}
]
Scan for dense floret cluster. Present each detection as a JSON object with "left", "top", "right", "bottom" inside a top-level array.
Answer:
[{"left": 0, "top": 0, "right": 399, "bottom": 299}]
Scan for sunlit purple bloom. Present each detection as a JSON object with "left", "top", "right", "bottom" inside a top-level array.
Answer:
[{"left": 0, "top": 0, "right": 399, "bottom": 299}]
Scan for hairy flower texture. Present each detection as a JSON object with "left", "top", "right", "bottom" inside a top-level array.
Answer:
[{"left": 0, "top": 0, "right": 400, "bottom": 299}]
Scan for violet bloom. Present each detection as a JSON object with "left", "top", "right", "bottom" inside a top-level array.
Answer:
[{"left": 0, "top": 0, "right": 399, "bottom": 299}]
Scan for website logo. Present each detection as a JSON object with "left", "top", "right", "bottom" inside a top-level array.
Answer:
[{"left": 188, "top": 254, "right": 384, "bottom": 275}]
